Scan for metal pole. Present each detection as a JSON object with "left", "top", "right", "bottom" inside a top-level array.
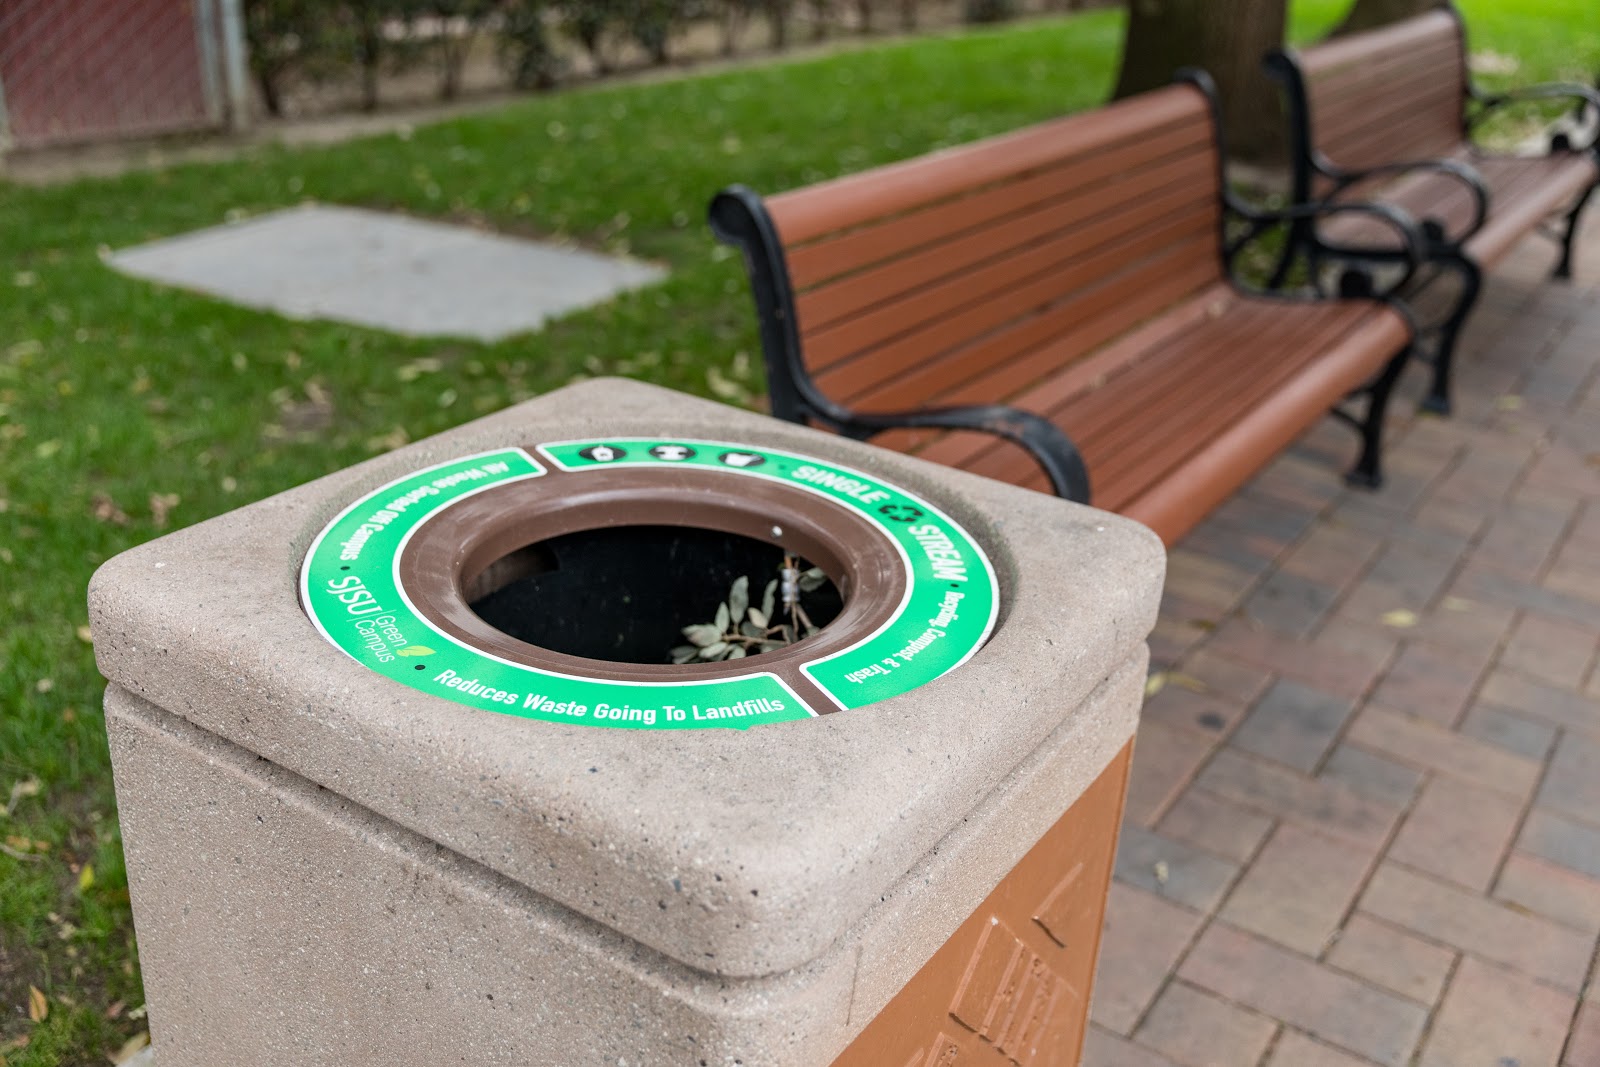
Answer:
[
  {"left": 195, "top": 0, "right": 224, "bottom": 125},
  {"left": 217, "top": 0, "right": 250, "bottom": 130},
  {"left": 0, "top": 72, "right": 11, "bottom": 156}
]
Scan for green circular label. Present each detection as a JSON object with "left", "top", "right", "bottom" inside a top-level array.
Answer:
[{"left": 300, "top": 440, "right": 998, "bottom": 729}]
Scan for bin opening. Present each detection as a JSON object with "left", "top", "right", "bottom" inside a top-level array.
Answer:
[{"left": 464, "top": 524, "right": 843, "bottom": 665}]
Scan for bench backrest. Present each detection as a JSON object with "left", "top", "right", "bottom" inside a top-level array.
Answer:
[
  {"left": 1270, "top": 8, "right": 1468, "bottom": 200},
  {"left": 716, "top": 84, "right": 1225, "bottom": 421}
]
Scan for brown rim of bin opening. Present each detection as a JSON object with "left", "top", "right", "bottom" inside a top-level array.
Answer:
[{"left": 396, "top": 464, "right": 909, "bottom": 711}]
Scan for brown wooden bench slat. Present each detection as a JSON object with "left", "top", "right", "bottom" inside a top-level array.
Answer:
[
  {"left": 848, "top": 267, "right": 1228, "bottom": 458},
  {"left": 783, "top": 117, "right": 1213, "bottom": 292},
  {"left": 1324, "top": 151, "right": 1599, "bottom": 262},
  {"left": 876, "top": 278, "right": 1235, "bottom": 473},
  {"left": 1306, "top": 34, "right": 1461, "bottom": 104},
  {"left": 1121, "top": 312, "right": 1411, "bottom": 538},
  {"left": 709, "top": 76, "right": 1423, "bottom": 545},
  {"left": 1067, "top": 305, "right": 1346, "bottom": 447},
  {"left": 1267, "top": 2, "right": 1600, "bottom": 414},
  {"left": 805, "top": 201, "right": 1218, "bottom": 394},
  {"left": 1317, "top": 103, "right": 1464, "bottom": 180},
  {"left": 1314, "top": 95, "right": 1464, "bottom": 177},
  {"left": 1082, "top": 311, "right": 1393, "bottom": 496},
  {"left": 794, "top": 153, "right": 1214, "bottom": 334},
  {"left": 769, "top": 88, "right": 1209, "bottom": 246},
  {"left": 1296, "top": 9, "right": 1461, "bottom": 76},
  {"left": 873, "top": 252, "right": 1223, "bottom": 418},
  {"left": 1309, "top": 48, "right": 1462, "bottom": 119},
  {"left": 968, "top": 307, "right": 1411, "bottom": 528}
]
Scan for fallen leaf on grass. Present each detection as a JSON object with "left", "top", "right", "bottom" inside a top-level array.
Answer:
[
  {"left": 1469, "top": 49, "right": 1519, "bottom": 76},
  {"left": 108, "top": 1032, "right": 149, "bottom": 1064},
  {"left": 706, "top": 366, "right": 751, "bottom": 404},
  {"left": 27, "top": 986, "right": 47, "bottom": 1023},
  {"left": 76, "top": 625, "right": 93, "bottom": 644},
  {"left": 1, "top": 1032, "right": 32, "bottom": 1062},
  {"left": 92, "top": 494, "right": 130, "bottom": 526},
  {"left": 3, "top": 777, "right": 41, "bottom": 817},
  {"left": 1380, "top": 609, "right": 1419, "bottom": 628},
  {"left": 78, "top": 863, "right": 95, "bottom": 893},
  {"left": 365, "top": 427, "right": 409, "bottom": 453},
  {"left": 148, "top": 493, "right": 180, "bottom": 529},
  {"left": 2, "top": 835, "right": 40, "bottom": 860},
  {"left": 397, "top": 357, "right": 442, "bottom": 382}
]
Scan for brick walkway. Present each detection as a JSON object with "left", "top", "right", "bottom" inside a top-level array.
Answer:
[{"left": 1085, "top": 228, "right": 1600, "bottom": 1067}]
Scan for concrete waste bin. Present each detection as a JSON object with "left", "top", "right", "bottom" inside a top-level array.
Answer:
[{"left": 90, "top": 378, "right": 1164, "bottom": 1067}]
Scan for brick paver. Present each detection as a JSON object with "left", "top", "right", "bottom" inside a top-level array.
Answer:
[{"left": 1086, "top": 234, "right": 1600, "bottom": 1065}]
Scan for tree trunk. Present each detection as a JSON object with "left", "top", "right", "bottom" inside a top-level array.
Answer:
[
  {"left": 357, "top": 13, "right": 383, "bottom": 112},
  {"left": 769, "top": 0, "right": 790, "bottom": 49},
  {"left": 438, "top": 38, "right": 466, "bottom": 100},
  {"left": 1113, "top": 0, "right": 1287, "bottom": 161},
  {"left": 255, "top": 67, "right": 284, "bottom": 117},
  {"left": 1333, "top": 0, "right": 1437, "bottom": 35},
  {"left": 809, "top": 0, "right": 828, "bottom": 41}
]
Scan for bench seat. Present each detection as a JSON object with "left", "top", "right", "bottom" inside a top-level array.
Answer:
[
  {"left": 1322, "top": 150, "right": 1600, "bottom": 267},
  {"left": 871, "top": 285, "right": 1409, "bottom": 539},
  {"left": 711, "top": 78, "right": 1423, "bottom": 545}
]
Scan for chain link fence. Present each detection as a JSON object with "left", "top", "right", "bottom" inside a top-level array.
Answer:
[{"left": 0, "top": 0, "right": 248, "bottom": 151}]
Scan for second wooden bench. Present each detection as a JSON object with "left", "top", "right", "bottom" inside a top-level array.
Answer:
[{"left": 1265, "top": 6, "right": 1600, "bottom": 414}]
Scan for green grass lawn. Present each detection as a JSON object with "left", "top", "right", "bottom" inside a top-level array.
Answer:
[{"left": 0, "top": 2, "right": 1594, "bottom": 1063}]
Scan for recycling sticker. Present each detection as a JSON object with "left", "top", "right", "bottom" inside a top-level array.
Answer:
[{"left": 300, "top": 441, "right": 999, "bottom": 730}]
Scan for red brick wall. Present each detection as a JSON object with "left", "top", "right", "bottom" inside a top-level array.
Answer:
[{"left": 0, "top": 0, "right": 217, "bottom": 149}]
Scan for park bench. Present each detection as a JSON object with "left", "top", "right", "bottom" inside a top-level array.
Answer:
[
  {"left": 709, "top": 74, "right": 1423, "bottom": 546},
  {"left": 1265, "top": 6, "right": 1600, "bottom": 414}
]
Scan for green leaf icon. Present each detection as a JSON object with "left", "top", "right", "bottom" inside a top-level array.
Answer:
[{"left": 395, "top": 645, "right": 434, "bottom": 657}]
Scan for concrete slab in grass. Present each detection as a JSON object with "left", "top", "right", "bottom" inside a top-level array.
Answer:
[{"left": 106, "top": 204, "right": 665, "bottom": 341}]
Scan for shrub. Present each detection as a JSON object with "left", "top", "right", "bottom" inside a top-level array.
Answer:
[
  {"left": 498, "top": 0, "right": 563, "bottom": 88},
  {"left": 963, "top": 0, "right": 1016, "bottom": 23}
]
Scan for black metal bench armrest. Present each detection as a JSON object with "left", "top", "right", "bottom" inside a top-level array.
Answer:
[
  {"left": 1225, "top": 195, "right": 1427, "bottom": 298},
  {"left": 1320, "top": 158, "right": 1489, "bottom": 246},
  {"left": 836, "top": 405, "right": 1091, "bottom": 503},
  {"left": 709, "top": 185, "right": 1089, "bottom": 502},
  {"left": 1472, "top": 83, "right": 1600, "bottom": 151}
]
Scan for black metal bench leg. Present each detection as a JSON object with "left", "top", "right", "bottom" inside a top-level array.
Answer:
[
  {"left": 1553, "top": 184, "right": 1596, "bottom": 281},
  {"left": 1347, "top": 348, "right": 1412, "bottom": 490},
  {"left": 1420, "top": 257, "right": 1482, "bottom": 417}
]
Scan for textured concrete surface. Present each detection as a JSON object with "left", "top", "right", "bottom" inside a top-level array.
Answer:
[
  {"left": 106, "top": 204, "right": 666, "bottom": 340},
  {"left": 93, "top": 379, "right": 1164, "bottom": 1065},
  {"left": 1084, "top": 226, "right": 1600, "bottom": 1065}
]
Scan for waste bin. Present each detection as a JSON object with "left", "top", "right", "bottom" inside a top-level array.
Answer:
[{"left": 91, "top": 378, "right": 1164, "bottom": 1067}]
